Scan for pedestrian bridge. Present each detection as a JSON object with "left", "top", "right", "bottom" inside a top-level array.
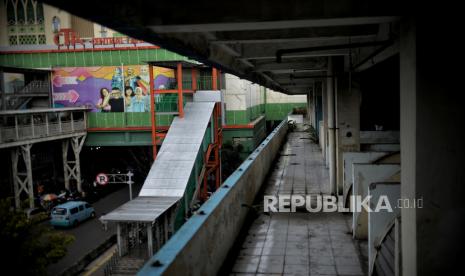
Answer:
[{"left": 0, "top": 107, "right": 87, "bottom": 149}]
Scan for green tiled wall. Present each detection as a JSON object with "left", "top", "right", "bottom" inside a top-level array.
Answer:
[
  {"left": 0, "top": 48, "right": 195, "bottom": 68},
  {"left": 265, "top": 103, "right": 307, "bottom": 121},
  {"left": 87, "top": 112, "right": 175, "bottom": 128},
  {"left": 226, "top": 103, "right": 306, "bottom": 125},
  {"left": 225, "top": 110, "right": 249, "bottom": 125}
]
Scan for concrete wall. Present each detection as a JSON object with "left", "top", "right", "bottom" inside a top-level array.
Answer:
[
  {"left": 265, "top": 89, "right": 306, "bottom": 104},
  {"left": 0, "top": 1, "right": 7, "bottom": 46},
  {"left": 43, "top": 4, "right": 72, "bottom": 45},
  {"left": 400, "top": 18, "right": 465, "bottom": 275},
  {"left": 138, "top": 120, "right": 288, "bottom": 276},
  {"left": 223, "top": 73, "right": 306, "bottom": 124}
]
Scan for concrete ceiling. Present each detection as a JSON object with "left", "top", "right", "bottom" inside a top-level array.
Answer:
[{"left": 43, "top": 0, "right": 402, "bottom": 94}]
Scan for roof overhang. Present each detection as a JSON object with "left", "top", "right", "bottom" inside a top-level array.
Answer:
[{"left": 42, "top": 0, "right": 402, "bottom": 94}]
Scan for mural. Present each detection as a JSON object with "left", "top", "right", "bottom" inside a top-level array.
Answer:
[{"left": 52, "top": 65, "right": 175, "bottom": 112}]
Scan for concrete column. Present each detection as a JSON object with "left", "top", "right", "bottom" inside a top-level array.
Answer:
[
  {"left": 147, "top": 223, "right": 153, "bottom": 258},
  {"left": 10, "top": 148, "right": 20, "bottom": 208},
  {"left": 327, "top": 57, "right": 337, "bottom": 194},
  {"left": 400, "top": 18, "right": 465, "bottom": 275},
  {"left": 321, "top": 80, "right": 327, "bottom": 161},
  {"left": 117, "top": 223, "right": 123, "bottom": 257},
  {"left": 62, "top": 135, "right": 86, "bottom": 192},
  {"left": 335, "top": 73, "right": 361, "bottom": 195},
  {"left": 70, "top": 136, "right": 83, "bottom": 192},
  {"left": 164, "top": 214, "right": 169, "bottom": 242},
  {"left": 11, "top": 144, "right": 35, "bottom": 209},
  {"left": 23, "top": 145, "right": 34, "bottom": 209},
  {"left": 312, "top": 82, "right": 317, "bottom": 128}
]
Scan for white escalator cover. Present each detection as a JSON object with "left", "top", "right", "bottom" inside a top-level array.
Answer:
[
  {"left": 139, "top": 102, "right": 215, "bottom": 197},
  {"left": 100, "top": 102, "right": 215, "bottom": 223}
]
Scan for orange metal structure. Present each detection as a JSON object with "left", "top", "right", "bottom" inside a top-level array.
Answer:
[
  {"left": 149, "top": 62, "right": 223, "bottom": 199},
  {"left": 200, "top": 67, "right": 222, "bottom": 200}
]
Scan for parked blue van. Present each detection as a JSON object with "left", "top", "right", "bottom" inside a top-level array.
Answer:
[{"left": 50, "top": 201, "right": 96, "bottom": 227}]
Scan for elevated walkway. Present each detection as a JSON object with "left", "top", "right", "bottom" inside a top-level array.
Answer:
[
  {"left": 0, "top": 107, "right": 88, "bottom": 208},
  {"left": 0, "top": 107, "right": 87, "bottom": 149},
  {"left": 227, "top": 130, "right": 365, "bottom": 275},
  {"left": 138, "top": 124, "right": 366, "bottom": 276}
]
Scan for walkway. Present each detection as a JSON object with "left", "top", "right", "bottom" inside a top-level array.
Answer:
[{"left": 229, "top": 129, "right": 367, "bottom": 276}]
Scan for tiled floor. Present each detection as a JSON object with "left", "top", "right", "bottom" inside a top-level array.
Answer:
[{"left": 229, "top": 129, "right": 367, "bottom": 276}]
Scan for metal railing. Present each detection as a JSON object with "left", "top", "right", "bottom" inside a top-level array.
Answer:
[
  {"left": 0, "top": 108, "right": 88, "bottom": 146},
  {"left": 14, "top": 80, "right": 50, "bottom": 94},
  {"left": 103, "top": 250, "right": 120, "bottom": 276},
  {"left": 0, "top": 119, "right": 85, "bottom": 143}
]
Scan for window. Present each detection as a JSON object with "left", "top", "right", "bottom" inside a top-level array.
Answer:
[
  {"left": 53, "top": 208, "right": 67, "bottom": 215},
  {"left": 71, "top": 15, "right": 94, "bottom": 38},
  {"left": 85, "top": 203, "right": 91, "bottom": 208},
  {"left": 100, "top": 26, "right": 107, "bottom": 38},
  {"left": 6, "top": 0, "right": 46, "bottom": 45},
  {"left": 52, "top": 16, "right": 61, "bottom": 33},
  {"left": 79, "top": 205, "right": 84, "bottom": 211},
  {"left": 70, "top": 207, "right": 78, "bottom": 214}
]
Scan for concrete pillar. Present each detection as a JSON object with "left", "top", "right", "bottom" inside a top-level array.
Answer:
[
  {"left": 327, "top": 57, "right": 337, "bottom": 194},
  {"left": 11, "top": 144, "right": 35, "bottom": 209},
  {"left": 62, "top": 135, "right": 86, "bottom": 192},
  {"left": 117, "top": 223, "right": 123, "bottom": 257},
  {"left": 147, "top": 223, "right": 153, "bottom": 258},
  {"left": 321, "top": 80, "right": 327, "bottom": 162},
  {"left": 306, "top": 91, "right": 311, "bottom": 123},
  {"left": 400, "top": 18, "right": 465, "bottom": 275},
  {"left": 335, "top": 73, "right": 361, "bottom": 195},
  {"left": 62, "top": 140, "right": 70, "bottom": 191}
]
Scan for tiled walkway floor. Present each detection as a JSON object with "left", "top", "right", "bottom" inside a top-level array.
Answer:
[{"left": 229, "top": 129, "right": 367, "bottom": 276}]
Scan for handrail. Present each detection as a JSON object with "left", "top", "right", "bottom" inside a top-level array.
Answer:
[{"left": 0, "top": 119, "right": 86, "bottom": 143}]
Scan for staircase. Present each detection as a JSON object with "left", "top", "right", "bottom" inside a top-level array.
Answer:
[
  {"left": 5, "top": 80, "right": 50, "bottom": 110},
  {"left": 106, "top": 256, "right": 146, "bottom": 276}
]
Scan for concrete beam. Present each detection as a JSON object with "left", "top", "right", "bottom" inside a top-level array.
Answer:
[
  {"left": 148, "top": 17, "right": 399, "bottom": 33},
  {"left": 240, "top": 37, "right": 377, "bottom": 60},
  {"left": 211, "top": 30, "right": 378, "bottom": 44},
  {"left": 275, "top": 78, "right": 319, "bottom": 85},
  {"left": 261, "top": 69, "right": 327, "bottom": 74},
  {"left": 353, "top": 41, "right": 399, "bottom": 72},
  {"left": 242, "top": 49, "right": 350, "bottom": 60},
  {"left": 254, "top": 60, "right": 327, "bottom": 72}
]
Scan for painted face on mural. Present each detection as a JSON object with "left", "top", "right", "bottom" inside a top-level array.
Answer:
[
  {"left": 101, "top": 88, "right": 109, "bottom": 97},
  {"left": 114, "top": 67, "right": 122, "bottom": 75},
  {"left": 127, "top": 67, "right": 134, "bottom": 76},
  {"left": 140, "top": 66, "right": 148, "bottom": 76},
  {"left": 135, "top": 87, "right": 143, "bottom": 96},
  {"left": 111, "top": 88, "right": 122, "bottom": 98},
  {"left": 125, "top": 87, "right": 134, "bottom": 97}
]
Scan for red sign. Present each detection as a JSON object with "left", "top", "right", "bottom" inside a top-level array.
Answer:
[
  {"left": 53, "top": 28, "right": 145, "bottom": 49},
  {"left": 96, "top": 173, "right": 109, "bottom": 185}
]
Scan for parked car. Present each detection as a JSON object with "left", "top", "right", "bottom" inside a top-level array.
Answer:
[
  {"left": 50, "top": 201, "right": 96, "bottom": 228},
  {"left": 25, "top": 207, "right": 49, "bottom": 222}
]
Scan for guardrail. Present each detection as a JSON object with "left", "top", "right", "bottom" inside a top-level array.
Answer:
[
  {"left": 0, "top": 107, "right": 88, "bottom": 147},
  {"left": 138, "top": 119, "right": 288, "bottom": 276}
]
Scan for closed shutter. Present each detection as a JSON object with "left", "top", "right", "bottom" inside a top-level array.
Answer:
[{"left": 71, "top": 15, "right": 94, "bottom": 38}]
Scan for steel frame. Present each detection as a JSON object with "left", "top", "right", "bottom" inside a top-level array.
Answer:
[
  {"left": 62, "top": 135, "right": 86, "bottom": 192},
  {"left": 11, "top": 144, "right": 34, "bottom": 208}
]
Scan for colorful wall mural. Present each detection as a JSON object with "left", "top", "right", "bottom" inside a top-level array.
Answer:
[{"left": 52, "top": 65, "right": 175, "bottom": 112}]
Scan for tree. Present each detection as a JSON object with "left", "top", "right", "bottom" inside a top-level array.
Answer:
[
  {"left": 221, "top": 141, "right": 245, "bottom": 180},
  {"left": 0, "top": 198, "right": 74, "bottom": 275}
]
